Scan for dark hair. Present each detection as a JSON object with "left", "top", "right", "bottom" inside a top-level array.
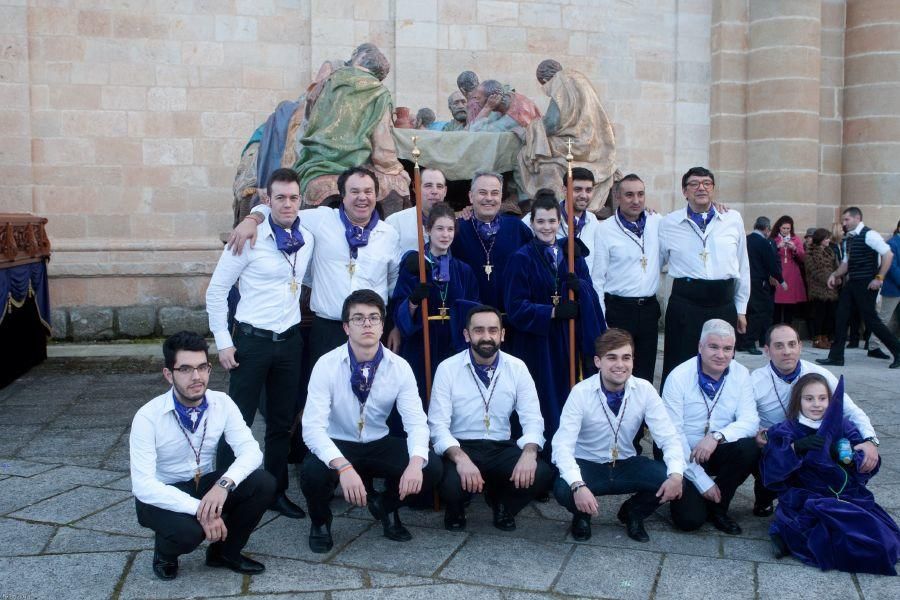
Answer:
[
  {"left": 787, "top": 373, "right": 832, "bottom": 421},
  {"left": 764, "top": 323, "right": 799, "bottom": 347},
  {"left": 894, "top": 220, "right": 900, "bottom": 236},
  {"left": 349, "top": 43, "right": 390, "bottom": 81},
  {"left": 341, "top": 289, "right": 385, "bottom": 323},
  {"left": 421, "top": 167, "right": 446, "bottom": 185},
  {"left": 842, "top": 206, "right": 863, "bottom": 219},
  {"left": 266, "top": 167, "right": 301, "bottom": 198},
  {"left": 530, "top": 190, "right": 561, "bottom": 222},
  {"left": 465, "top": 304, "right": 502, "bottom": 329},
  {"left": 426, "top": 202, "right": 456, "bottom": 229},
  {"left": 594, "top": 328, "right": 634, "bottom": 357},
  {"left": 614, "top": 173, "right": 644, "bottom": 196},
  {"left": 770, "top": 215, "right": 795, "bottom": 239},
  {"left": 564, "top": 167, "right": 595, "bottom": 186},
  {"left": 163, "top": 331, "right": 209, "bottom": 370},
  {"left": 480, "top": 79, "right": 504, "bottom": 97},
  {"left": 536, "top": 59, "right": 562, "bottom": 84},
  {"left": 416, "top": 107, "right": 435, "bottom": 127},
  {"left": 457, "top": 70, "right": 479, "bottom": 94},
  {"left": 681, "top": 166, "right": 715, "bottom": 189},
  {"left": 812, "top": 228, "right": 831, "bottom": 245},
  {"left": 753, "top": 216, "right": 770, "bottom": 231},
  {"left": 337, "top": 166, "right": 379, "bottom": 198}
]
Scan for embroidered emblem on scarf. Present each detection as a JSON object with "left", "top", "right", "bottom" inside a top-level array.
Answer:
[
  {"left": 771, "top": 360, "right": 802, "bottom": 384},
  {"left": 697, "top": 355, "right": 729, "bottom": 400},
  {"left": 268, "top": 214, "right": 305, "bottom": 254},
  {"left": 173, "top": 392, "right": 208, "bottom": 434},
  {"left": 616, "top": 208, "right": 646, "bottom": 238},
  {"left": 469, "top": 348, "right": 499, "bottom": 387},
  {"left": 687, "top": 205, "right": 716, "bottom": 233},
  {"left": 348, "top": 343, "right": 385, "bottom": 405},
  {"left": 339, "top": 205, "right": 380, "bottom": 259}
]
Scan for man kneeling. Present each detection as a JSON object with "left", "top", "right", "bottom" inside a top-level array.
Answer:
[
  {"left": 130, "top": 331, "right": 275, "bottom": 580},
  {"left": 428, "top": 305, "right": 554, "bottom": 531},
  {"left": 552, "top": 328, "right": 684, "bottom": 542}
]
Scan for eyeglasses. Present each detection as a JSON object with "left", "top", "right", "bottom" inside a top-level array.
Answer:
[
  {"left": 172, "top": 363, "right": 212, "bottom": 376},
  {"left": 348, "top": 315, "right": 383, "bottom": 326},
  {"left": 685, "top": 180, "right": 715, "bottom": 190}
]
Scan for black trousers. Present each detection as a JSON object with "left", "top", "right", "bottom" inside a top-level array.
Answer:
[
  {"left": 604, "top": 294, "right": 661, "bottom": 382},
  {"left": 828, "top": 280, "right": 900, "bottom": 360},
  {"left": 739, "top": 279, "right": 773, "bottom": 349},
  {"left": 439, "top": 439, "right": 554, "bottom": 517},
  {"left": 661, "top": 279, "right": 737, "bottom": 389},
  {"left": 552, "top": 455, "right": 668, "bottom": 520},
  {"left": 299, "top": 436, "right": 442, "bottom": 525},
  {"left": 135, "top": 469, "right": 275, "bottom": 559},
  {"left": 668, "top": 437, "right": 759, "bottom": 531},
  {"left": 752, "top": 465, "right": 777, "bottom": 508},
  {"left": 809, "top": 299, "right": 836, "bottom": 338},
  {"left": 309, "top": 316, "right": 348, "bottom": 369},
  {"left": 218, "top": 327, "right": 302, "bottom": 493}
]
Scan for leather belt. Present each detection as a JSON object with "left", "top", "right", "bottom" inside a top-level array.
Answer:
[{"left": 235, "top": 321, "right": 301, "bottom": 342}]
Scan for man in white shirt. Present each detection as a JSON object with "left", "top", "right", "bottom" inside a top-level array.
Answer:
[
  {"left": 300, "top": 289, "right": 441, "bottom": 553},
  {"left": 659, "top": 167, "right": 751, "bottom": 388},
  {"left": 593, "top": 174, "right": 663, "bottom": 382},
  {"left": 206, "top": 167, "right": 314, "bottom": 520},
  {"left": 552, "top": 328, "right": 684, "bottom": 543},
  {"left": 817, "top": 206, "right": 900, "bottom": 369},
  {"left": 661, "top": 319, "right": 760, "bottom": 535},
  {"left": 386, "top": 167, "right": 448, "bottom": 253},
  {"left": 749, "top": 323, "right": 880, "bottom": 515},
  {"left": 130, "top": 332, "right": 274, "bottom": 580},
  {"left": 428, "top": 305, "right": 553, "bottom": 532},
  {"left": 230, "top": 166, "right": 402, "bottom": 370}
]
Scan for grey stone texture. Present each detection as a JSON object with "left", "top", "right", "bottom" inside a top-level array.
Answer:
[
  {"left": 50, "top": 307, "right": 68, "bottom": 339},
  {"left": 116, "top": 305, "right": 158, "bottom": 337},
  {"left": 69, "top": 306, "right": 115, "bottom": 341},
  {"left": 158, "top": 306, "right": 210, "bottom": 336}
]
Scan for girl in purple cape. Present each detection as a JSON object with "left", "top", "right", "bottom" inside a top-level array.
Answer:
[{"left": 762, "top": 373, "right": 900, "bottom": 575}]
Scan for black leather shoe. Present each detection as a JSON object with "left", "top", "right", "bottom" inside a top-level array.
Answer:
[
  {"left": 571, "top": 512, "right": 591, "bottom": 541},
  {"left": 890, "top": 356, "right": 900, "bottom": 369},
  {"left": 708, "top": 512, "right": 742, "bottom": 535},
  {"left": 868, "top": 348, "right": 891, "bottom": 360},
  {"left": 492, "top": 502, "right": 516, "bottom": 531},
  {"left": 816, "top": 357, "right": 844, "bottom": 367},
  {"left": 742, "top": 346, "right": 762, "bottom": 355},
  {"left": 617, "top": 503, "right": 649, "bottom": 542},
  {"left": 770, "top": 533, "right": 788, "bottom": 559},
  {"left": 152, "top": 550, "right": 178, "bottom": 580},
  {"left": 752, "top": 502, "right": 774, "bottom": 517},
  {"left": 205, "top": 546, "right": 265, "bottom": 575},
  {"left": 269, "top": 493, "right": 306, "bottom": 519},
  {"left": 308, "top": 521, "right": 333, "bottom": 553},
  {"left": 368, "top": 495, "right": 412, "bottom": 542},
  {"left": 847, "top": 340, "right": 860, "bottom": 349},
  {"left": 444, "top": 508, "right": 467, "bottom": 532}
]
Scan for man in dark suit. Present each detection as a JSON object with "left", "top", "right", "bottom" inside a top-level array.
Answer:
[{"left": 738, "top": 217, "right": 785, "bottom": 354}]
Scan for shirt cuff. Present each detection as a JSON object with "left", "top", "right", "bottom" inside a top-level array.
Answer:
[
  {"left": 517, "top": 432, "right": 545, "bottom": 451},
  {"left": 433, "top": 436, "right": 460, "bottom": 457},
  {"left": 213, "top": 330, "right": 234, "bottom": 352},
  {"left": 560, "top": 466, "right": 583, "bottom": 488},
  {"left": 409, "top": 445, "right": 430, "bottom": 467}
]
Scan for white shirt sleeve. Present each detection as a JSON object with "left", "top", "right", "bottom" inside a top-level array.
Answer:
[
  {"left": 513, "top": 364, "right": 545, "bottom": 450},
  {"left": 865, "top": 230, "right": 891, "bottom": 256},
  {"left": 592, "top": 227, "right": 609, "bottom": 313},
  {"left": 735, "top": 216, "right": 751, "bottom": 314},
  {"left": 642, "top": 389, "right": 685, "bottom": 476},
  {"left": 219, "top": 397, "right": 264, "bottom": 486},
  {"left": 394, "top": 361, "right": 431, "bottom": 462},
  {"left": 718, "top": 374, "right": 760, "bottom": 442},
  {"left": 662, "top": 372, "right": 715, "bottom": 493},
  {"left": 427, "top": 362, "right": 460, "bottom": 456},
  {"left": 551, "top": 391, "right": 585, "bottom": 486},
  {"left": 206, "top": 247, "right": 251, "bottom": 351},
  {"left": 302, "top": 360, "right": 344, "bottom": 466},
  {"left": 129, "top": 410, "right": 201, "bottom": 515},
  {"left": 817, "top": 367, "right": 876, "bottom": 439}
]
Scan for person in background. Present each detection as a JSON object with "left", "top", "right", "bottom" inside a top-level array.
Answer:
[
  {"left": 770, "top": 216, "right": 806, "bottom": 326},
  {"left": 868, "top": 219, "right": 900, "bottom": 360},
  {"left": 805, "top": 228, "right": 841, "bottom": 349}
]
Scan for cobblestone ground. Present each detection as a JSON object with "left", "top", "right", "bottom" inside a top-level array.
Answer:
[{"left": 1, "top": 340, "right": 899, "bottom": 599}]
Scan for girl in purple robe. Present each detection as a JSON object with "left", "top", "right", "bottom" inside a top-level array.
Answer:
[{"left": 762, "top": 373, "right": 900, "bottom": 575}]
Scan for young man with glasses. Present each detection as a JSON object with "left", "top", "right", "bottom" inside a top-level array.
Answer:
[
  {"left": 658, "top": 167, "right": 751, "bottom": 388},
  {"left": 299, "top": 289, "right": 441, "bottom": 553},
  {"left": 130, "top": 331, "right": 275, "bottom": 580},
  {"left": 206, "top": 167, "right": 314, "bottom": 519}
]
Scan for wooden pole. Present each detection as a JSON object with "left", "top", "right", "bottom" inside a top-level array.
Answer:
[
  {"left": 411, "top": 137, "right": 433, "bottom": 406},
  {"left": 565, "top": 139, "right": 577, "bottom": 389}
]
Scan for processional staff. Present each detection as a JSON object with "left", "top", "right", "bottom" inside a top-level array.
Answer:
[
  {"left": 411, "top": 136, "right": 433, "bottom": 406},
  {"left": 565, "top": 138, "right": 576, "bottom": 389}
]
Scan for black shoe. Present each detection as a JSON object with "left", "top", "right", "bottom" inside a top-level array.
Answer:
[
  {"left": 269, "top": 493, "right": 306, "bottom": 519},
  {"left": 534, "top": 491, "right": 550, "bottom": 503},
  {"left": 770, "top": 533, "right": 788, "bottom": 559},
  {"left": 308, "top": 521, "right": 333, "bottom": 553},
  {"left": 847, "top": 340, "right": 860, "bottom": 348},
  {"left": 868, "top": 348, "right": 891, "bottom": 360},
  {"left": 816, "top": 357, "right": 844, "bottom": 367},
  {"left": 571, "top": 512, "right": 592, "bottom": 541},
  {"left": 708, "top": 512, "right": 742, "bottom": 535},
  {"left": 368, "top": 494, "right": 412, "bottom": 542},
  {"left": 205, "top": 546, "right": 265, "bottom": 575},
  {"left": 492, "top": 502, "right": 516, "bottom": 531},
  {"left": 890, "top": 356, "right": 900, "bottom": 369},
  {"left": 152, "top": 550, "right": 178, "bottom": 580},
  {"left": 752, "top": 502, "right": 774, "bottom": 517},
  {"left": 742, "top": 346, "right": 762, "bottom": 355},
  {"left": 443, "top": 508, "right": 467, "bottom": 532},
  {"left": 617, "top": 503, "right": 649, "bottom": 542}
]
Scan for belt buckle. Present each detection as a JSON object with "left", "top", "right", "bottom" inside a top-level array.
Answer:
[
  {"left": 636, "top": 298, "right": 646, "bottom": 306},
  {"left": 271, "top": 330, "right": 282, "bottom": 342}
]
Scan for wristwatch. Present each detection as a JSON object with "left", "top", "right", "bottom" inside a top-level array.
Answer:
[
  {"left": 711, "top": 431, "right": 725, "bottom": 443},
  {"left": 217, "top": 478, "right": 236, "bottom": 492},
  {"left": 864, "top": 436, "right": 880, "bottom": 447}
]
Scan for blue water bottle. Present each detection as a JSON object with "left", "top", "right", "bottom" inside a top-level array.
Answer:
[{"left": 835, "top": 438, "right": 852, "bottom": 464}]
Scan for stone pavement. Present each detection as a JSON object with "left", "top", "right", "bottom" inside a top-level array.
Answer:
[{"left": 1, "top": 340, "right": 899, "bottom": 600}]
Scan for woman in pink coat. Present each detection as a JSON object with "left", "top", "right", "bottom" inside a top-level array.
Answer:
[{"left": 771, "top": 215, "right": 807, "bottom": 325}]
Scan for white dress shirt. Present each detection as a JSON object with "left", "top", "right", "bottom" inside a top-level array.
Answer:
[
  {"left": 252, "top": 204, "right": 401, "bottom": 320},
  {"left": 386, "top": 206, "right": 427, "bottom": 254},
  {"left": 659, "top": 207, "right": 751, "bottom": 313},
  {"left": 552, "top": 375, "right": 685, "bottom": 486},
  {"left": 206, "top": 216, "right": 314, "bottom": 351},
  {"left": 661, "top": 357, "right": 759, "bottom": 493},
  {"left": 521, "top": 209, "right": 599, "bottom": 278},
  {"left": 750, "top": 359, "right": 876, "bottom": 437},
  {"left": 592, "top": 211, "right": 662, "bottom": 312},
  {"left": 302, "top": 343, "right": 430, "bottom": 466},
  {"left": 842, "top": 221, "right": 891, "bottom": 260},
  {"left": 428, "top": 349, "right": 545, "bottom": 456},
  {"left": 129, "top": 390, "right": 263, "bottom": 515}
]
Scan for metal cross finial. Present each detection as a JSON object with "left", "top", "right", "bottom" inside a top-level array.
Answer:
[
  {"left": 565, "top": 138, "right": 574, "bottom": 162},
  {"left": 411, "top": 135, "right": 420, "bottom": 168}
]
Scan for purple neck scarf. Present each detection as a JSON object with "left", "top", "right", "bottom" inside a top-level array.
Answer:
[
  {"left": 348, "top": 343, "right": 385, "bottom": 405},
  {"left": 771, "top": 360, "right": 802, "bottom": 384},
  {"left": 560, "top": 202, "right": 587, "bottom": 237},
  {"left": 600, "top": 381, "right": 625, "bottom": 415},
  {"left": 697, "top": 355, "right": 729, "bottom": 400},
  {"left": 536, "top": 240, "right": 561, "bottom": 271},
  {"left": 173, "top": 391, "right": 208, "bottom": 434},
  {"left": 469, "top": 348, "right": 500, "bottom": 387},
  {"left": 268, "top": 214, "right": 305, "bottom": 254},
  {"left": 474, "top": 214, "right": 501, "bottom": 241},
  {"left": 617, "top": 208, "right": 646, "bottom": 238},
  {"left": 687, "top": 204, "right": 716, "bottom": 233},
  {"left": 339, "top": 205, "right": 380, "bottom": 259},
  {"left": 428, "top": 252, "right": 450, "bottom": 283}
]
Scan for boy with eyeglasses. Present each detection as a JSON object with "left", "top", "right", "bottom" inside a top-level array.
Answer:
[
  {"left": 130, "top": 331, "right": 275, "bottom": 580},
  {"left": 300, "top": 289, "right": 441, "bottom": 553}
]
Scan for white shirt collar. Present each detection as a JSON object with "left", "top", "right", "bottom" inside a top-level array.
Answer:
[{"left": 850, "top": 222, "right": 865, "bottom": 235}]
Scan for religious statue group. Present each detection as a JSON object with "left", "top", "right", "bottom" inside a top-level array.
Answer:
[{"left": 128, "top": 43, "right": 900, "bottom": 582}]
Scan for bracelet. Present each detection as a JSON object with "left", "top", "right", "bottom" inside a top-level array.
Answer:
[
  {"left": 243, "top": 213, "right": 263, "bottom": 224},
  {"left": 570, "top": 481, "right": 587, "bottom": 493},
  {"left": 875, "top": 274, "right": 885, "bottom": 281},
  {"left": 334, "top": 462, "right": 351, "bottom": 471},
  {"left": 338, "top": 464, "right": 354, "bottom": 475}
]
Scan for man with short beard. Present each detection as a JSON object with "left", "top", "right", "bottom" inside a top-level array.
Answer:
[
  {"left": 442, "top": 91, "right": 468, "bottom": 131},
  {"left": 429, "top": 306, "right": 553, "bottom": 532}
]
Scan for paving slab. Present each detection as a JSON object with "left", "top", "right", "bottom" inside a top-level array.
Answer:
[
  {"left": 120, "top": 549, "right": 245, "bottom": 599},
  {"left": 0, "top": 473, "right": 81, "bottom": 514},
  {"left": 0, "top": 458, "right": 61, "bottom": 477},
  {"left": 246, "top": 514, "right": 372, "bottom": 562},
  {"left": 247, "top": 556, "right": 366, "bottom": 594},
  {"left": 334, "top": 525, "right": 466, "bottom": 576},
  {"left": 577, "top": 523, "right": 721, "bottom": 558},
  {"left": 856, "top": 571, "right": 900, "bottom": 599},
  {"left": 74, "top": 498, "right": 154, "bottom": 537},
  {"left": 0, "top": 516, "right": 56, "bottom": 555},
  {"left": 0, "top": 403, "right": 67, "bottom": 425},
  {"left": 439, "top": 533, "right": 570, "bottom": 591},
  {"left": 9, "top": 485, "right": 131, "bottom": 524},
  {"left": 554, "top": 544, "right": 661, "bottom": 599},
  {"left": 332, "top": 583, "right": 503, "bottom": 600},
  {"left": 757, "top": 562, "right": 860, "bottom": 599},
  {"left": 17, "top": 426, "right": 125, "bottom": 462},
  {"left": 39, "top": 464, "right": 127, "bottom": 486},
  {"left": 47, "top": 526, "right": 153, "bottom": 553},
  {"left": 721, "top": 536, "right": 802, "bottom": 565},
  {"left": 368, "top": 571, "right": 436, "bottom": 587},
  {"left": 0, "top": 425, "right": 43, "bottom": 454},
  {"left": 0, "top": 551, "right": 129, "bottom": 600},
  {"left": 655, "top": 554, "right": 755, "bottom": 600}
]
